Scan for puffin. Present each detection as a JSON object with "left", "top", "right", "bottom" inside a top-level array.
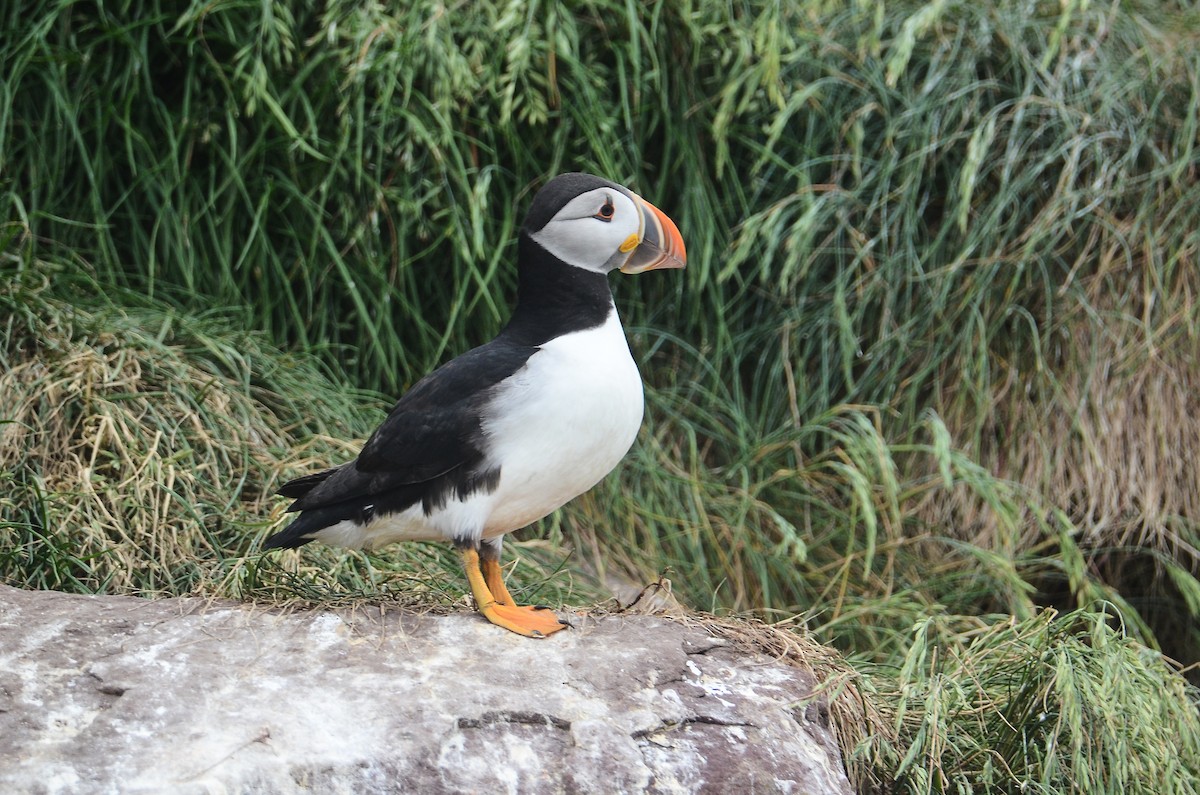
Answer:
[{"left": 264, "top": 172, "right": 686, "bottom": 637}]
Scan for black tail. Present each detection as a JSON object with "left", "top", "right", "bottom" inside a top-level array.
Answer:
[
  {"left": 262, "top": 469, "right": 337, "bottom": 549},
  {"left": 276, "top": 467, "right": 338, "bottom": 499},
  {"left": 262, "top": 504, "right": 348, "bottom": 550},
  {"left": 266, "top": 464, "right": 375, "bottom": 550}
]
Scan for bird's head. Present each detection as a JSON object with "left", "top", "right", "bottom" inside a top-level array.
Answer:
[{"left": 522, "top": 173, "right": 687, "bottom": 276}]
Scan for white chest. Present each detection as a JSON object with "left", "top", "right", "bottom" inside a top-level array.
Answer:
[{"left": 480, "top": 311, "right": 644, "bottom": 534}]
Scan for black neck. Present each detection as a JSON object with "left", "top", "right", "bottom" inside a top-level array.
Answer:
[{"left": 500, "top": 234, "right": 614, "bottom": 346}]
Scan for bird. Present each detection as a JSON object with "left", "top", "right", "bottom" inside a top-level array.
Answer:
[{"left": 263, "top": 172, "right": 686, "bottom": 637}]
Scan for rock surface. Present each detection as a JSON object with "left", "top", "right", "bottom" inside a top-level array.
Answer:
[{"left": 0, "top": 584, "right": 852, "bottom": 794}]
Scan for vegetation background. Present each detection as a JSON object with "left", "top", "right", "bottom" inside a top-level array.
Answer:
[{"left": 3, "top": 0, "right": 1199, "bottom": 791}]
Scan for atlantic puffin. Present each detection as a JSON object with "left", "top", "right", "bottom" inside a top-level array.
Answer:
[{"left": 264, "top": 172, "right": 686, "bottom": 637}]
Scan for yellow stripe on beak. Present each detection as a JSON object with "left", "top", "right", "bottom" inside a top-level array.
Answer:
[{"left": 619, "top": 194, "right": 687, "bottom": 274}]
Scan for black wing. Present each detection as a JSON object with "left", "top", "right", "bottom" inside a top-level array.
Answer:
[{"left": 282, "top": 339, "right": 539, "bottom": 513}]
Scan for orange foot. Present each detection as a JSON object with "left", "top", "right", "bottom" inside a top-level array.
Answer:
[
  {"left": 460, "top": 547, "right": 568, "bottom": 638},
  {"left": 479, "top": 601, "right": 569, "bottom": 638}
]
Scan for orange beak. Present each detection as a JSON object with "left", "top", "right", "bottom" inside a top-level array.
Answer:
[{"left": 620, "top": 194, "right": 687, "bottom": 274}]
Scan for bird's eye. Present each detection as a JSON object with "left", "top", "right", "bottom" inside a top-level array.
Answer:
[{"left": 594, "top": 200, "right": 615, "bottom": 221}]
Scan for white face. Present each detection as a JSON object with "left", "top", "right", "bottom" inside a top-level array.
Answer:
[{"left": 528, "top": 187, "right": 642, "bottom": 274}]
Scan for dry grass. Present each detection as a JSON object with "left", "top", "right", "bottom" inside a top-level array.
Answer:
[
  {"left": 1, "top": 262, "right": 320, "bottom": 593},
  {"left": 923, "top": 241, "right": 1200, "bottom": 665},
  {"left": 0, "top": 256, "right": 605, "bottom": 607}
]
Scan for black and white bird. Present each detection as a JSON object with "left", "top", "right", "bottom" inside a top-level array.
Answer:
[{"left": 264, "top": 173, "right": 686, "bottom": 637}]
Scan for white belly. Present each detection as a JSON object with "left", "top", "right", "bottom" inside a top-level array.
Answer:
[
  {"left": 315, "top": 311, "right": 644, "bottom": 550},
  {"left": 480, "top": 311, "right": 644, "bottom": 535}
]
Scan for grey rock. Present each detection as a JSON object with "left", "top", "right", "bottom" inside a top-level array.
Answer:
[{"left": 0, "top": 584, "right": 852, "bottom": 794}]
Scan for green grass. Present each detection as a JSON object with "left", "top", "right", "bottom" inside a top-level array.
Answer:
[
  {"left": 4, "top": 1, "right": 1200, "bottom": 792},
  {"left": 852, "top": 608, "right": 1200, "bottom": 793}
]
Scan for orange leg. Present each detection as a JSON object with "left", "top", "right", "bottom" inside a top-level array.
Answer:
[
  {"left": 460, "top": 547, "right": 567, "bottom": 638},
  {"left": 481, "top": 556, "right": 518, "bottom": 606}
]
